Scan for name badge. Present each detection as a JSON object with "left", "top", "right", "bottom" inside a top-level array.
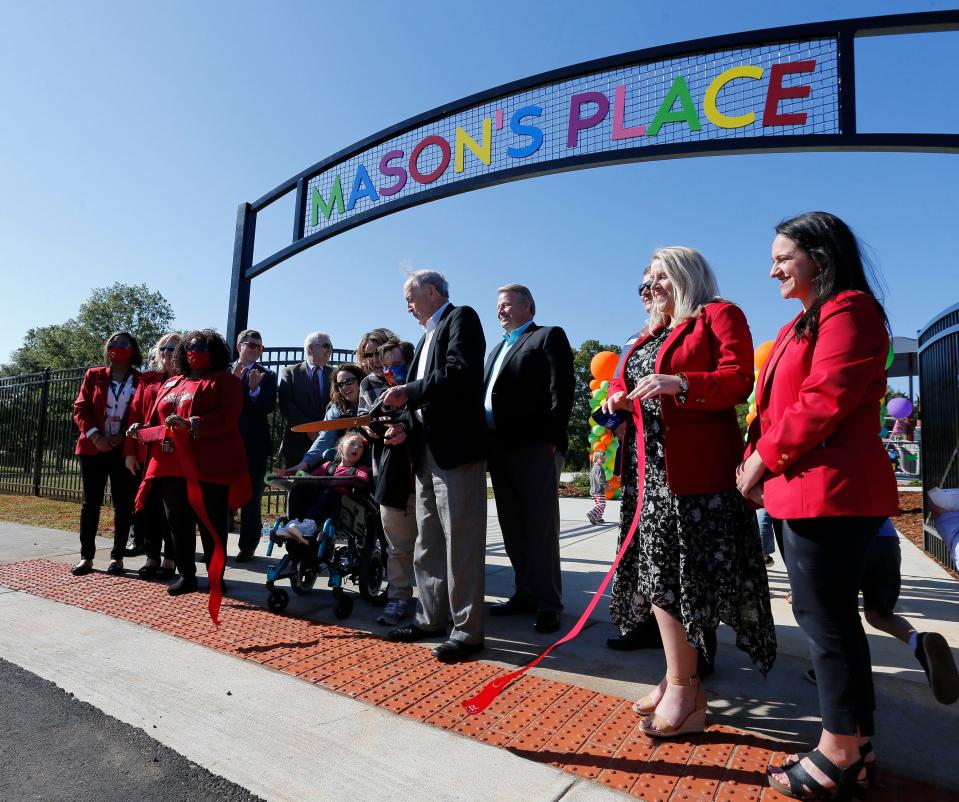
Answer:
[{"left": 164, "top": 379, "right": 178, "bottom": 388}]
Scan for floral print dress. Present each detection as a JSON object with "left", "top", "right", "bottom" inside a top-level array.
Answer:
[{"left": 608, "top": 327, "right": 776, "bottom": 675}]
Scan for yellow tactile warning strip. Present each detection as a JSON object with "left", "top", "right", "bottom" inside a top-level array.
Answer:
[{"left": 1, "top": 559, "right": 955, "bottom": 802}]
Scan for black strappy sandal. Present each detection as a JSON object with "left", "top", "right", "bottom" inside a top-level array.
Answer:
[{"left": 767, "top": 749, "right": 865, "bottom": 801}]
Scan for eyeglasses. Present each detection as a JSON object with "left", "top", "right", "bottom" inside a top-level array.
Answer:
[
  {"left": 186, "top": 342, "right": 207, "bottom": 353},
  {"left": 316, "top": 343, "right": 332, "bottom": 349},
  {"left": 159, "top": 346, "right": 177, "bottom": 353},
  {"left": 638, "top": 282, "right": 652, "bottom": 295},
  {"left": 240, "top": 341, "right": 264, "bottom": 351},
  {"left": 336, "top": 377, "right": 358, "bottom": 388}
]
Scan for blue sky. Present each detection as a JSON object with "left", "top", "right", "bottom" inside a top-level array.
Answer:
[{"left": 1, "top": 0, "right": 956, "bottom": 390}]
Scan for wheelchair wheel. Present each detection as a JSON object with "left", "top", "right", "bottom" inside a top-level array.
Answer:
[
  {"left": 358, "top": 538, "right": 385, "bottom": 601},
  {"left": 267, "top": 589, "right": 289, "bottom": 613},
  {"left": 334, "top": 594, "right": 353, "bottom": 619},
  {"left": 292, "top": 564, "right": 317, "bottom": 595}
]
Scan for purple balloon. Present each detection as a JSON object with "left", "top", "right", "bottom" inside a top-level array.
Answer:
[{"left": 887, "top": 397, "right": 913, "bottom": 419}]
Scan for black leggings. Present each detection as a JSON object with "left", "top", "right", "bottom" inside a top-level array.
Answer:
[
  {"left": 777, "top": 516, "right": 883, "bottom": 736},
  {"left": 78, "top": 449, "right": 137, "bottom": 561},
  {"left": 136, "top": 482, "right": 174, "bottom": 563},
  {"left": 157, "top": 477, "right": 228, "bottom": 581}
]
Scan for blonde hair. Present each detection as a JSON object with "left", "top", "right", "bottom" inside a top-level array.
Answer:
[
  {"left": 151, "top": 332, "right": 181, "bottom": 371},
  {"left": 648, "top": 246, "right": 721, "bottom": 327}
]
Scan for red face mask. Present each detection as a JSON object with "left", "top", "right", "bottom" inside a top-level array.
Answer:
[
  {"left": 186, "top": 352, "right": 211, "bottom": 371},
  {"left": 107, "top": 346, "right": 132, "bottom": 363}
]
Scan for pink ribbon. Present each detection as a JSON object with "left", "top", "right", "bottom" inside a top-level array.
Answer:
[{"left": 462, "top": 505, "right": 640, "bottom": 715}]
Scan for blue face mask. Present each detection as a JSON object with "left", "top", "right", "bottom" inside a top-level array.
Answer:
[{"left": 384, "top": 363, "right": 408, "bottom": 386}]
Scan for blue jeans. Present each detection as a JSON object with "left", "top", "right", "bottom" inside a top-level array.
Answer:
[{"left": 757, "top": 508, "right": 775, "bottom": 556}]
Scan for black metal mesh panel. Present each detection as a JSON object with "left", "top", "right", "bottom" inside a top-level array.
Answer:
[{"left": 304, "top": 38, "right": 838, "bottom": 238}]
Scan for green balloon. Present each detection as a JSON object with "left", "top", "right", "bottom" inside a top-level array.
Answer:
[
  {"left": 588, "top": 417, "right": 597, "bottom": 426},
  {"left": 600, "top": 380, "right": 609, "bottom": 390},
  {"left": 592, "top": 424, "right": 606, "bottom": 436},
  {"left": 885, "top": 344, "right": 894, "bottom": 370}
]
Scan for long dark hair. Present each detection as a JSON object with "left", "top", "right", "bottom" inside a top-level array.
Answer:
[
  {"left": 173, "top": 329, "right": 231, "bottom": 375},
  {"left": 329, "top": 363, "right": 365, "bottom": 414},
  {"left": 775, "top": 211, "right": 888, "bottom": 341}
]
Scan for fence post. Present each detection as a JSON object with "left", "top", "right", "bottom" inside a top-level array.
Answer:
[{"left": 32, "top": 368, "right": 50, "bottom": 497}]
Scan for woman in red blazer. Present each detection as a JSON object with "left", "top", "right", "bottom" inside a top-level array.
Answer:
[
  {"left": 130, "top": 329, "right": 250, "bottom": 597},
  {"left": 124, "top": 332, "right": 181, "bottom": 580},
  {"left": 71, "top": 332, "right": 142, "bottom": 576},
  {"left": 603, "top": 247, "right": 775, "bottom": 740},
  {"left": 737, "top": 212, "right": 898, "bottom": 800}
]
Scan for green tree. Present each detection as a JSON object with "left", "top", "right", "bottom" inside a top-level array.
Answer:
[
  {"left": 9, "top": 283, "right": 174, "bottom": 372},
  {"left": 565, "top": 338, "right": 622, "bottom": 471}
]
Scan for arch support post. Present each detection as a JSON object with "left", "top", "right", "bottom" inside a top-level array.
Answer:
[{"left": 227, "top": 202, "right": 255, "bottom": 352}]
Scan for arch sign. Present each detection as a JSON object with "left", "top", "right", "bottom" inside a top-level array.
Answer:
[{"left": 227, "top": 10, "right": 958, "bottom": 343}]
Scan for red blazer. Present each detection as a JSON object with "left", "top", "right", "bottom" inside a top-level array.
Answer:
[
  {"left": 123, "top": 370, "right": 167, "bottom": 461},
  {"left": 73, "top": 366, "right": 141, "bottom": 456},
  {"left": 750, "top": 290, "right": 899, "bottom": 519},
  {"left": 610, "top": 301, "right": 754, "bottom": 495},
  {"left": 138, "top": 371, "right": 251, "bottom": 510}
]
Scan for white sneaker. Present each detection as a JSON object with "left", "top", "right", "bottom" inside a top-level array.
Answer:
[
  {"left": 377, "top": 598, "right": 410, "bottom": 626},
  {"left": 288, "top": 519, "right": 318, "bottom": 543}
]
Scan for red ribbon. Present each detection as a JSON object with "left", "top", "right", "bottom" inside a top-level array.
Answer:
[
  {"left": 170, "top": 426, "right": 225, "bottom": 627},
  {"left": 462, "top": 504, "right": 641, "bottom": 715}
]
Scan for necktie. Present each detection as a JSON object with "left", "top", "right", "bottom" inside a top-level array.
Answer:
[{"left": 312, "top": 367, "right": 321, "bottom": 405}]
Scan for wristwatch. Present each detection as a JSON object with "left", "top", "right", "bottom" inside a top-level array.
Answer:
[{"left": 676, "top": 373, "right": 689, "bottom": 394}]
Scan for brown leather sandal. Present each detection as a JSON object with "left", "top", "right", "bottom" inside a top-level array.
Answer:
[{"left": 640, "top": 674, "right": 707, "bottom": 739}]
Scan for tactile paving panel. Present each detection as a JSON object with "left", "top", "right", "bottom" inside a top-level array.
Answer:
[{"left": 1, "top": 559, "right": 955, "bottom": 802}]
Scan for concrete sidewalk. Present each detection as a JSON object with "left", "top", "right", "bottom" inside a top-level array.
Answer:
[{"left": 0, "top": 497, "right": 957, "bottom": 799}]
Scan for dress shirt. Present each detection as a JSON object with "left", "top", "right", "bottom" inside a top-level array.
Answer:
[
  {"left": 413, "top": 301, "right": 450, "bottom": 422},
  {"left": 484, "top": 319, "right": 534, "bottom": 428},
  {"left": 87, "top": 374, "right": 135, "bottom": 438}
]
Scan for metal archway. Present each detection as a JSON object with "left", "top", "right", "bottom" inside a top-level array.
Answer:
[{"left": 227, "top": 9, "right": 959, "bottom": 344}]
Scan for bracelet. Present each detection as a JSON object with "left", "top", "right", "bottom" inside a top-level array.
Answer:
[{"left": 676, "top": 373, "right": 689, "bottom": 405}]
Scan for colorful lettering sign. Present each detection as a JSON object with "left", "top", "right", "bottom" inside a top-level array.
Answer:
[{"left": 303, "top": 38, "right": 838, "bottom": 238}]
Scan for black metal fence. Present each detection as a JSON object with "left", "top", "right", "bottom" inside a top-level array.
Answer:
[
  {"left": 918, "top": 303, "right": 959, "bottom": 569},
  {"left": 0, "top": 347, "right": 356, "bottom": 518}
]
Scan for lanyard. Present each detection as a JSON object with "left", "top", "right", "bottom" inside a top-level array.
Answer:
[{"left": 109, "top": 375, "right": 131, "bottom": 404}]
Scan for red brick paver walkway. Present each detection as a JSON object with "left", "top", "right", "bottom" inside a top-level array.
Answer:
[{"left": 1, "top": 559, "right": 954, "bottom": 802}]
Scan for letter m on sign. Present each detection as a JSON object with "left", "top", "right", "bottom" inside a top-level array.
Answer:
[{"left": 311, "top": 176, "right": 346, "bottom": 225}]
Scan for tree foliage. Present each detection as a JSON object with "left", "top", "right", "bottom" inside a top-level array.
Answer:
[
  {"left": 565, "top": 338, "right": 622, "bottom": 471},
  {"left": 8, "top": 283, "right": 175, "bottom": 373}
]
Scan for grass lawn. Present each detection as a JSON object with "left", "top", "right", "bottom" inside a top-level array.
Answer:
[{"left": 0, "top": 493, "right": 111, "bottom": 535}]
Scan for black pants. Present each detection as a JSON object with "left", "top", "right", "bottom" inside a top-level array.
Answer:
[
  {"left": 135, "top": 481, "right": 174, "bottom": 562},
  {"left": 778, "top": 516, "right": 883, "bottom": 736},
  {"left": 238, "top": 452, "right": 267, "bottom": 552},
  {"left": 488, "top": 439, "right": 564, "bottom": 613},
  {"left": 157, "top": 477, "right": 228, "bottom": 581},
  {"left": 79, "top": 450, "right": 137, "bottom": 561}
]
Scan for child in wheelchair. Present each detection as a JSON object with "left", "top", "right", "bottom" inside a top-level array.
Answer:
[{"left": 277, "top": 431, "right": 371, "bottom": 548}]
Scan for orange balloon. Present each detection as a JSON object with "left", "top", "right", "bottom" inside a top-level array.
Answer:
[
  {"left": 598, "top": 433, "right": 612, "bottom": 447},
  {"left": 605, "top": 487, "right": 616, "bottom": 500},
  {"left": 608, "top": 476, "right": 620, "bottom": 489},
  {"left": 745, "top": 410, "right": 757, "bottom": 426},
  {"left": 592, "top": 441, "right": 606, "bottom": 452},
  {"left": 754, "top": 341, "right": 775, "bottom": 370},
  {"left": 589, "top": 378, "right": 601, "bottom": 391},
  {"left": 590, "top": 351, "right": 619, "bottom": 381}
]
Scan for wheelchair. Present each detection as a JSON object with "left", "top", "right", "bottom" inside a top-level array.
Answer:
[{"left": 262, "top": 474, "right": 387, "bottom": 619}]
